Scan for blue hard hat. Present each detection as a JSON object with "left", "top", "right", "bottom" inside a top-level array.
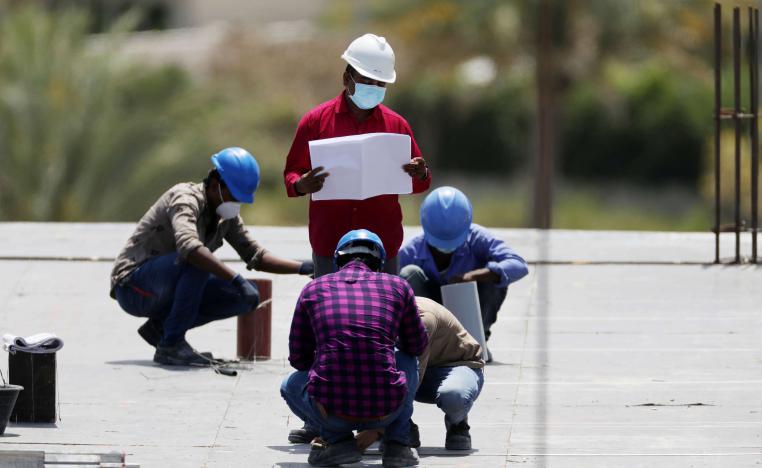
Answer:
[
  {"left": 420, "top": 186, "right": 473, "bottom": 251},
  {"left": 334, "top": 229, "right": 386, "bottom": 270},
  {"left": 210, "top": 147, "right": 260, "bottom": 204}
]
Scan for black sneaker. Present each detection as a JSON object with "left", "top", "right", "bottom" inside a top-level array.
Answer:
[
  {"left": 289, "top": 424, "right": 319, "bottom": 444},
  {"left": 307, "top": 437, "right": 361, "bottom": 466},
  {"left": 445, "top": 419, "right": 471, "bottom": 450},
  {"left": 137, "top": 319, "right": 163, "bottom": 347},
  {"left": 154, "top": 339, "right": 208, "bottom": 366},
  {"left": 381, "top": 441, "right": 418, "bottom": 467}
]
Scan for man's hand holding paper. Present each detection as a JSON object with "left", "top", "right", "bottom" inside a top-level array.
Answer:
[
  {"left": 403, "top": 156, "right": 428, "bottom": 180},
  {"left": 295, "top": 166, "right": 330, "bottom": 195}
]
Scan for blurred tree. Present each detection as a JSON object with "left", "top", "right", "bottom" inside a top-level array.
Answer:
[
  {"left": 339, "top": 0, "right": 717, "bottom": 189},
  {"left": 390, "top": 78, "right": 532, "bottom": 174},
  {"left": 12, "top": 0, "right": 170, "bottom": 32},
  {"left": 701, "top": 129, "right": 762, "bottom": 224},
  {"left": 561, "top": 63, "right": 711, "bottom": 186},
  {"left": 0, "top": 4, "right": 211, "bottom": 221}
]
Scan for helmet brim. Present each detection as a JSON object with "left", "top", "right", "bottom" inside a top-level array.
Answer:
[
  {"left": 335, "top": 245, "right": 383, "bottom": 261},
  {"left": 341, "top": 54, "right": 396, "bottom": 83},
  {"left": 424, "top": 230, "right": 468, "bottom": 252}
]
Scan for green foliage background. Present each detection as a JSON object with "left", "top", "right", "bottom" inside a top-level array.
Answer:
[{"left": 0, "top": 1, "right": 754, "bottom": 231}]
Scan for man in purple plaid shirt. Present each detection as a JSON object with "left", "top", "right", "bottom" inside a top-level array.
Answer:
[{"left": 281, "top": 229, "right": 428, "bottom": 467}]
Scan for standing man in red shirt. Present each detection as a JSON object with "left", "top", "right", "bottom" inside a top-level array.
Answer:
[{"left": 283, "top": 33, "right": 432, "bottom": 277}]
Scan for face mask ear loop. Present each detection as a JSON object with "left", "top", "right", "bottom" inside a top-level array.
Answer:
[{"left": 348, "top": 73, "right": 358, "bottom": 97}]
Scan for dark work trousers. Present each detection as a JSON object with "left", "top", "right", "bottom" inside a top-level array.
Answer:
[{"left": 115, "top": 252, "right": 256, "bottom": 346}]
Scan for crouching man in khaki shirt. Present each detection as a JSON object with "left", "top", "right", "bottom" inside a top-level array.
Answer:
[
  {"left": 357, "top": 296, "right": 485, "bottom": 452},
  {"left": 110, "top": 148, "right": 314, "bottom": 366}
]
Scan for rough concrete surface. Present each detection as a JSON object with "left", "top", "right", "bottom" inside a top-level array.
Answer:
[{"left": 0, "top": 223, "right": 760, "bottom": 467}]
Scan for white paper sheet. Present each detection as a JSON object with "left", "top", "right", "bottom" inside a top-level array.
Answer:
[
  {"left": 308, "top": 133, "right": 412, "bottom": 200},
  {"left": 440, "top": 282, "right": 490, "bottom": 362}
]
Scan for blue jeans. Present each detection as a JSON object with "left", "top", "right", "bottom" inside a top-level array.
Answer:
[
  {"left": 114, "top": 253, "right": 256, "bottom": 346},
  {"left": 400, "top": 264, "right": 507, "bottom": 339},
  {"left": 415, "top": 366, "right": 484, "bottom": 425},
  {"left": 280, "top": 350, "right": 418, "bottom": 445}
]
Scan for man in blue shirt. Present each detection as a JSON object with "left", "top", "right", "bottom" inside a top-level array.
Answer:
[{"left": 399, "top": 187, "right": 528, "bottom": 350}]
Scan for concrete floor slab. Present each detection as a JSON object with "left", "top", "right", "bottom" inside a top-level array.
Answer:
[{"left": 0, "top": 224, "right": 760, "bottom": 467}]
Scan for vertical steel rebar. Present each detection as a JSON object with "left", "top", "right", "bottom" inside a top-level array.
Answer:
[
  {"left": 715, "top": 3, "right": 722, "bottom": 263},
  {"left": 753, "top": 9, "right": 760, "bottom": 263},
  {"left": 533, "top": 0, "right": 556, "bottom": 229},
  {"left": 748, "top": 7, "right": 754, "bottom": 259},
  {"left": 734, "top": 7, "right": 742, "bottom": 263}
]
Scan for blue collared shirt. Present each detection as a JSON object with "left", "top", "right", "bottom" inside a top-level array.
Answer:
[{"left": 398, "top": 224, "right": 529, "bottom": 289}]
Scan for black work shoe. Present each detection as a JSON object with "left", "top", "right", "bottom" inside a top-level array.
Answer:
[
  {"left": 409, "top": 420, "right": 420, "bottom": 448},
  {"left": 288, "top": 424, "right": 319, "bottom": 444},
  {"left": 154, "top": 340, "right": 208, "bottom": 366},
  {"left": 307, "top": 438, "right": 361, "bottom": 466},
  {"left": 145, "top": 328, "right": 215, "bottom": 358},
  {"left": 379, "top": 420, "right": 419, "bottom": 453},
  {"left": 445, "top": 419, "right": 471, "bottom": 450},
  {"left": 381, "top": 441, "right": 419, "bottom": 467},
  {"left": 137, "top": 319, "right": 163, "bottom": 347}
]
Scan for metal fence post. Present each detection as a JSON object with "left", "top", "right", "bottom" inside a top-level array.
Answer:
[
  {"left": 714, "top": 4, "right": 759, "bottom": 264},
  {"left": 733, "top": 7, "right": 742, "bottom": 263},
  {"left": 752, "top": 8, "right": 760, "bottom": 263},
  {"left": 715, "top": 3, "right": 722, "bottom": 264}
]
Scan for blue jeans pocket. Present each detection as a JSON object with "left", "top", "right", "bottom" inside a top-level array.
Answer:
[{"left": 115, "top": 281, "right": 158, "bottom": 318}]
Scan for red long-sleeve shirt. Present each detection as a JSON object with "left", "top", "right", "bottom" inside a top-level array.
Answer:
[{"left": 284, "top": 92, "right": 432, "bottom": 258}]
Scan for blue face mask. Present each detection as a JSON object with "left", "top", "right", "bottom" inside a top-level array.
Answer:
[{"left": 349, "top": 76, "right": 386, "bottom": 110}]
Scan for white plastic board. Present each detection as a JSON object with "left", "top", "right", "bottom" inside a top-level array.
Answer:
[
  {"left": 308, "top": 133, "right": 412, "bottom": 200},
  {"left": 440, "top": 281, "right": 490, "bottom": 361}
]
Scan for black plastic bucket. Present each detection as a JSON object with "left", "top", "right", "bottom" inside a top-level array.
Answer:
[{"left": 0, "top": 385, "right": 23, "bottom": 435}]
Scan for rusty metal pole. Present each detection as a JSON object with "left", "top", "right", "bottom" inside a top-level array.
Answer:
[
  {"left": 734, "top": 7, "right": 742, "bottom": 263},
  {"left": 533, "top": 0, "right": 555, "bottom": 229},
  {"left": 715, "top": 3, "right": 722, "bottom": 264},
  {"left": 236, "top": 278, "right": 272, "bottom": 361},
  {"left": 752, "top": 8, "right": 760, "bottom": 263}
]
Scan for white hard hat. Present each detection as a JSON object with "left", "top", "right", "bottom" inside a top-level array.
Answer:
[{"left": 341, "top": 33, "right": 396, "bottom": 83}]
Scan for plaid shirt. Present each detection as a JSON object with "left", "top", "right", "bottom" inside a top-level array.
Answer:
[{"left": 288, "top": 260, "right": 428, "bottom": 418}]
